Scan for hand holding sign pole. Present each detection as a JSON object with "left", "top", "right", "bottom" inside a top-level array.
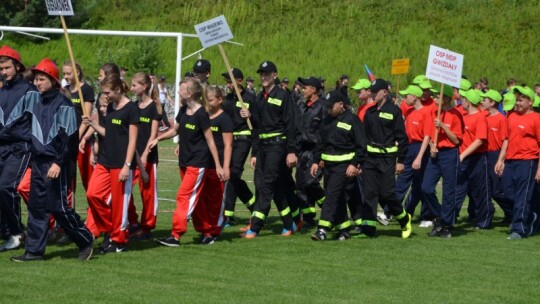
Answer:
[
  {"left": 425, "top": 45, "right": 464, "bottom": 147},
  {"left": 195, "top": 15, "right": 252, "bottom": 130},
  {"left": 46, "top": 0, "right": 87, "bottom": 117}
]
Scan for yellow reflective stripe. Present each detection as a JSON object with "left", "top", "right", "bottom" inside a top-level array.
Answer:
[
  {"left": 379, "top": 112, "right": 394, "bottom": 120},
  {"left": 236, "top": 101, "right": 250, "bottom": 109},
  {"left": 267, "top": 97, "right": 282, "bottom": 106},
  {"left": 316, "top": 196, "right": 325, "bottom": 206},
  {"left": 318, "top": 220, "right": 332, "bottom": 228},
  {"left": 395, "top": 210, "right": 407, "bottom": 220},
  {"left": 224, "top": 210, "right": 235, "bottom": 217},
  {"left": 259, "top": 132, "right": 283, "bottom": 139},
  {"left": 321, "top": 152, "right": 355, "bottom": 162},
  {"left": 336, "top": 122, "right": 352, "bottom": 131},
  {"left": 354, "top": 218, "right": 363, "bottom": 225},
  {"left": 233, "top": 130, "right": 252, "bottom": 136},
  {"left": 366, "top": 145, "right": 398, "bottom": 153},
  {"left": 253, "top": 211, "right": 265, "bottom": 220},
  {"left": 247, "top": 196, "right": 256, "bottom": 206},
  {"left": 280, "top": 207, "right": 291, "bottom": 216},
  {"left": 291, "top": 208, "right": 300, "bottom": 217},
  {"left": 337, "top": 220, "right": 352, "bottom": 230},
  {"left": 362, "top": 220, "right": 377, "bottom": 227},
  {"left": 302, "top": 207, "right": 316, "bottom": 214}
]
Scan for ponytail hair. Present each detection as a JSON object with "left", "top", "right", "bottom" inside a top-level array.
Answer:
[
  {"left": 180, "top": 77, "right": 207, "bottom": 111},
  {"left": 132, "top": 72, "right": 163, "bottom": 115},
  {"left": 101, "top": 73, "right": 129, "bottom": 95},
  {"left": 100, "top": 63, "right": 120, "bottom": 77},
  {"left": 63, "top": 60, "right": 84, "bottom": 80}
]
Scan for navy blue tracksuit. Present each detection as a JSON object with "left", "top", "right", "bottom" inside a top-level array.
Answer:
[
  {"left": 25, "top": 89, "right": 93, "bottom": 254},
  {"left": 0, "top": 75, "right": 37, "bottom": 238}
]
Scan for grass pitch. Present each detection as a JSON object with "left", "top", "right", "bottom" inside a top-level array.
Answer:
[{"left": 2, "top": 140, "right": 540, "bottom": 304}]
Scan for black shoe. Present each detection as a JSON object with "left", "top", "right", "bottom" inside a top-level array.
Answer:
[
  {"left": 200, "top": 235, "right": 217, "bottom": 245},
  {"left": 440, "top": 226, "right": 452, "bottom": 238},
  {"left": 155, "top": 236, "right": 180, "bottom": 247},
  {"left": 101, "top": 241, "right": 125, "bottom": 254},
  {"left": 56, "top": 234, "right": 72, "bottom": 246},
  {"left": 428, "top": 225, "right": 443, "bottom": 237},
  {"left": 11, "top": 252, "right": 44, "bottom": 262},
  {"left": 79, "top": 244, "right": 94, "bottom": 261},
  {"left": 98, "top": 234, "right": 111, "bottom": 253},
  {"left": 311, "top": 228, "right": 327, "bottom": 241},
  {"left": 334, "top": 230, "right": 350, "bottom": 241}
]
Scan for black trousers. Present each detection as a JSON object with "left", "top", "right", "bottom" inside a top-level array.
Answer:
[
  {"left": 25, "top": 157, "right": 93, "bottom": 255},
  {"left": 295, "top": 150, "right": 324, "bottom": 220},
  {"left": 250, "top": 142, "right": 293, "bottom": 232},
  {"left": 275, "top": 164, "right": 300, "bottom": 220},
  {"left": 0, "top": 142, "right": 30, "bottom": 238},
  {"left": 318, "top": 162, "right": 355, "bottom": 230},
  {"left": 362, "top": 157, "right": 406, "bottom": 233},
  {"left": 224, "top": 139, "right": 254, "bottom": 215}
]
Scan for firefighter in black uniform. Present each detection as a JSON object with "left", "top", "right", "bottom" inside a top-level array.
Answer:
[
  {"left": 361, "top": 78, "right": 412, "bottom": 238},
  {"left": 295, "top": 77, "right": 326, "bottom": 226},
  {"left": 310, "top": 90, "right": 366, "bottom": 241},
  {"left": 241, "top": 61, "right": 298, "bottom": 238},
  {"left": 221, "top": 68, "right": 256, "bottom": 226}
]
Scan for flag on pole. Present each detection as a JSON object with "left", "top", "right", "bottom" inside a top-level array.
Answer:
[{"left": 364, "top": 64, "right": 376, "bottom": 81}]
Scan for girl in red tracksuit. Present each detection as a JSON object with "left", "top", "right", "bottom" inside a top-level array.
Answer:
[
  {"left": 127, "top": 72, "right": 162, "bottom": 240},
  {"left": 84, "top": 74, "right": 139, "bottom": 253},
  {"left": 193, "top": 85, "right": 233, "bottom": 245},
  {"left": 150, "top": 77, "right": 225, "bottom": 247}
]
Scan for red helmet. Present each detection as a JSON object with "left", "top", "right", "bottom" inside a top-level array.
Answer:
[
  {"left": 0, "top": 45, "right": 25, "bottom": 71},
  {"left": 32, "top": 58, "right": 59, "bottom": 83}
]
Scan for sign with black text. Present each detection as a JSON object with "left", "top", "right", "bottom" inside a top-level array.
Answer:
[
  {"left": 45, "top": 0, "right": 74, "bottom": 16},
  {"left": 195, "top": 15, "right": 233, "bottom": 48}
]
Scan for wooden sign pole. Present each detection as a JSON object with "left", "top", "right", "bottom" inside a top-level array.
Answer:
[{"left": 218, "top": 44, "right": 252, "bottom": 130}]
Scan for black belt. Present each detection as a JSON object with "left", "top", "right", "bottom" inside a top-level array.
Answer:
[{"left": 259, "top": 137, "right": 285, "bottom": 144}]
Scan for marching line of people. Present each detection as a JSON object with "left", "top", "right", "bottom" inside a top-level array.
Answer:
[{"left": 2, "top": 43, "right": 540, "bottom": 262}]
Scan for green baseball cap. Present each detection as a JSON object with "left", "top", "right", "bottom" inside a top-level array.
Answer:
[
  {"left": 480, "top": 89, "right": 502, "bottom": 103},
  {"left": 534, "top": 95, "right": 540, "bottom": 108},
  {"left": 461, "top": 89, "right": 482, "bottom": 105},
  {"left": 503, "top": 92, "right": 516, "bottom": 111},
  {"left": 412, "top": 75, "right": 428, "bottom": 84},
  {"left": 433, "top": 84, "right": 454, "bottom": 98},
  {"left": 351, "top": 78, "right": 371, "bottom": 90},
  {"left": 513, "top": 86, "right": 535, "bottom": 100},
  {"left": 460, "top": 79, "right": 472, "bottom": 91},
  {"left": 399, "top": 85, "right": 423, "bottom": 98}
]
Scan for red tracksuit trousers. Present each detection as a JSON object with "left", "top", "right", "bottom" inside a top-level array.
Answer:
[
  {"left": 86, "top": 164, "right": 133, "bottom": 245},
  {"left": 127, "top": 162, "right": 159, "bottom": 233}
]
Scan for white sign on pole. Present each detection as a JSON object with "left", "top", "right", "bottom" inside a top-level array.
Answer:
[
  {"left": 194, "top": 15, "right": 233, "bottom": 48},
  {"left": 425, "top": 45, "right": 464, "bottom": 88},
  {"left": 45, "top": 0, "right": 74, "bottom": 16}
]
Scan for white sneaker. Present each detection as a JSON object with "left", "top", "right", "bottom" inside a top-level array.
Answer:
[
  {"left": 376, "top": 212, "right": 389, "bottom": 226},
  {"left": 419, "top": 220, "right": 434, "bottom": 228},
  {"left": 0, "top": 234, "right": 23, "bottom": 251}
]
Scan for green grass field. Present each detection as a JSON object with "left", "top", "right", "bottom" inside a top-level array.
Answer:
[{"left": 1, "top": 140, "right": 540, "bottom": 303}]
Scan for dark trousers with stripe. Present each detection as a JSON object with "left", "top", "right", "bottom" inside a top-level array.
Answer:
[
  {"left": 275, "top": 164, "right": 300, "bottom": 221},
  {"left": 421, "top": 147, "right": 459, "bottom": 227},
  {"left": 486, "top": 151, "right": 513, "bottom": 220},
  {"left": 25, "top": 157, "right": 93, "bottom": 254},
  {"left": 395, "top": 142, "right": 433, "bottom": 220},
  {"left": 318, "top": 162, "right": 355, "bottom": 230},
  {"left": 347, "top": 175, "right": 364, "bottom": 225},
  {"left": 223, "top": 139, "right": 254, "bottom": 216},
  {"left": 362, "top": 156, "right": 407, "bottom": 235},
  {"left": 455, "top": 153, "right": 494, "bottom": 228},
  {"left": 250, "top": 142, "right": 293, "bottom": 233},
  {"left": 0, "top": 142, "right": 30, "bottom": 238},
  {"left": 295, "top": 149, "right": 324, "bottom": 221},
  {"left": 501, "top": 159, "right": 537, "bottom": 236}
]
